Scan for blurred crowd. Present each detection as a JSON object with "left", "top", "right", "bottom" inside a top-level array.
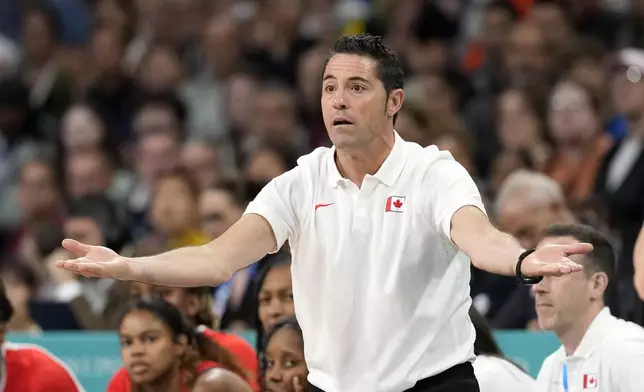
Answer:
[{"left": 1, "top": 0, "right": 644, "bottom": 341}]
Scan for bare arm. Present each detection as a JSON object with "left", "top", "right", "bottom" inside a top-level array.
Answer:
[
  {"left": 58, "top": 214, "right": 277, "bottom": 287},
  {"left": 450, "top": 206, "right": 588, "bottom": 277},
  {"left": 634, "top": 225, "right": 644, "bottom": 299},
  {"left": 450, "top": 206, "right": 524, "bottom": 276}
]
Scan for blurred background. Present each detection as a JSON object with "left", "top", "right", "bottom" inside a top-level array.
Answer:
[{"left": 2, "top": 0, "right": 644, "bottom": 388}]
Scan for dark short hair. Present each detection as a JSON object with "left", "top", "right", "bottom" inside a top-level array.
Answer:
[
  {"left": 542, "top": 224, "right": 616, "bottom": 295},
  {"left": 324, "top": 34, "right": 405, "bottom": 123}
]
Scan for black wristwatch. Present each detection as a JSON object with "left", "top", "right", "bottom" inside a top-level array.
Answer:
[{"left": 515, "top": 248, "right": 543, "bottom": 285}]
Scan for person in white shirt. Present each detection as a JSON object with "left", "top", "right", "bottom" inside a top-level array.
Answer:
[
  {"left": 534, "top": 223, "right": 644, "bottom": 392},
  {"left": 56, "top": 34, "right": 590, "bottom": 392},
  {"left": 469, "top": 307, "right": 536, "bottom": 392}
]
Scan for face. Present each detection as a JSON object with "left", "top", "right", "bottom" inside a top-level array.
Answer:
[
  {"left": 497, "top": 198, "right": 568, "bottom": 249},
  {"left": 199, "top": 189, "right": 242, "bottom": 239},
  {"left": 91, "top": 27, "right": 124, "bottom": 73},
  {"left": 227, "top": 74, "right": 258, "bottom": 130},
  {"left": 61, "top": 106, "right": 105, "bottom": 153},
  {"left": 417, "top": 73, "right": 455, "bottom": 114},
  {"left": 65, "top": 152, "right": 112, "bottom": 198},
  {"left": 150, "top": 177, "right": 197, "bottom": 236},
  {"left": 548, "top": 82, "right": 597, "bottom": 144},
  {"left": 156, "top": 287, "right": 200, "bottom": 320},
  {"left": 245, "top": 149, "right": 288, "bottom": 184},
  {"left": 503, "top": 23, "right": 548, "bottom": 84},
  {"left": 139, "top": 47, "right": 184, "bottom": 92},
  {"left": 253, "top": 89, "right": 298, "bottom": 142},
  {"left": 133, "top": 105, "right": 181, "bottom": 138},
  {"left": 265, "top": 328, "right": 308, "bottom": 392},
  {"left": 119, "top": 310, "right": 184, "bottom": 384},
  {"left": 530, "top": 4, "right": 570, "bottom": 45},
  {"left": 532, "top": 236, "right": 606, "bottom": 332},
  {"left": 181, "top": 143, "right": 219, "bottom": 189},
  {"left": 611, "top": 66, "right": 644, "bottom": 120},
  {"left": 497, "top": 90, "right": 541, "bottom": 150},
  {"left": 64, "top": 217, "right": 104, "bottom": 247},
  {"left": 22, "top": 11, "right": 55, "bottom": 61},
  {"left": 18, "top": 162, "right": 59, "bottom": 219},
  {"left": 201, "top": 17, "right": 239, "bottom": 76},
  {"left": 135, "top": 134, "right": 180, "bottom": 184},
  {"left": 482, "top": 8, "right": 514, "bottom": 53},
  {"left": 258, "top": 264, "right": 294, "bottom": 331},
  {"left": 321, "top": 53, "right": 403, "bottom": 149},
  {"left": 568, "top": 57, "right": 605, "bottom": 96}
]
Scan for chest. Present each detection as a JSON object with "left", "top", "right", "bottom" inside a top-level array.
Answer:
[{"left": 549, "top": 357, "right": 607, "bottom": 392}]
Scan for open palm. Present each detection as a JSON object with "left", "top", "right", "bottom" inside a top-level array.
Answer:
[
  {"left": 55, "top": 239, "right": 131, "bottom": 280},
  {"left": 521, "top": 242, "right": 592, "bottom": 278}
]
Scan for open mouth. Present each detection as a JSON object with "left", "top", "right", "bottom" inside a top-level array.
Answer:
[{"left": 332, "top": 118, "right": 353, "bottom": 126}]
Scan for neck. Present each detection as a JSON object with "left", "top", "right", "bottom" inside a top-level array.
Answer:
[
  {"left": 558, "top": 304, "right": 603, "bottom": 356},
  {"left": 556, "top": 136, "right": 595, "bottom": 160},
  {"left": 335, "top": 130, "right": 395, "bottom": 186}
]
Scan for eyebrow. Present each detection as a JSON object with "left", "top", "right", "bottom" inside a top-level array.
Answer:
[{"left": 322, "top": 75, "right": 371, "bottom": 84}]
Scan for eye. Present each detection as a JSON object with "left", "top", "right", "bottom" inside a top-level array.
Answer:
[
  {"left": 351, "top": 85, "right": 365, "bottom": 92},
  {"left": 120, "top": 338, "right": 131, "bottom": 348},
  {"left": 284, "top": 359, "right": 298, "bottom": 368},
  {"left": 324, "top": 85, "right": 335, "bottom": 93},
  {"left": 265, "top": 359, "right": 275, "bottom": 369}
]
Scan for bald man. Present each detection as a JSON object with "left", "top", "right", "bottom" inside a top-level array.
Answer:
[{"left": 472, "top": 170, "right": 577, "bottom": 327}]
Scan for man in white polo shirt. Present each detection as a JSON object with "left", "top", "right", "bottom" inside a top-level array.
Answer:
[
  {"left": 56, "top": 34, "right": 590, "bottom": 392},
  {"left": 534, "top": 223, "right": 644, "bottom": 392}
]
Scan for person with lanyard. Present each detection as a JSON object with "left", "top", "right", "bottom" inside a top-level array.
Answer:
[
  {"left": 534, "top": 224, "right": 644, "bottom": 391},
  {"left": 57, "top": 34, "right": 590, "bottom": 392}
]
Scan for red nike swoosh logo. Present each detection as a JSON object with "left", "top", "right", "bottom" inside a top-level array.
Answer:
[{"left": 315, "top": 203, "right": 335, "bottom": 210}]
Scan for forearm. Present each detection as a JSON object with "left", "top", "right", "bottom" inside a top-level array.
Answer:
[
  {"left": 125, "top": 245, "right": 230, "bottom": 287},
  {"left": 466, "top": 227, "right": 525, "bottom": 276}
]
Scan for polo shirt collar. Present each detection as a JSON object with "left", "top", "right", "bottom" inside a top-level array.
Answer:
[
  {"left": 572, "top": 307, "right": 613, "bottom": 358},
  {"left": 327, "top": 130, "right": 406, "bottom": 188}
]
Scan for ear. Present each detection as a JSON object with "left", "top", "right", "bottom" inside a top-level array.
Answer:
[
  {"left": 174, "top": 334, "right": 188, "bottom": 358},
  {"left": 387, "top": 88, "right": 405, "bottom": 119},
  {"left": 589, "top": 271, "right": 608, "bottom": 301}
]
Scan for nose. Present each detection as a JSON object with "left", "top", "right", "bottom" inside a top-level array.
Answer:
[
  {"left": 267, "top": 300, "right": 285, "bottom": 320},
  {"left": 332, "top": 89, "right": 347, "bottom": 110},
  {"left": 266, "top": 364, "right": 283, "bottom": 383},
  {"left": 531, "top": 277, "right": 548, "bottom": 295},
  {"left": 129, "top": 341, "right": 146, "bottom": 357}
]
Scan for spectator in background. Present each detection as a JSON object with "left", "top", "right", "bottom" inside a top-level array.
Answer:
[
  {"left": 263, "top": 317, "right": 309, "bottom": 392},
  {"left": 545, "top": 78, "right": 613, "bottom": 204},
  {"left": 469, "top": 306, "right": 536, "bottom": 391},
  {"left": 1, "top": 258, "right": 41, "bottom": 332},
  {"left": 181, "top": 138, "right": 222, "bottom": 190},
  {"left": 149, "top": 170, "right": 209, "bottom": 250},
  {"left": 596, "top": 48, "right": 644, "bottom": 321},
  {"left": 137, "top": 43, "right": 185, "bottom": 93},
  {"left": 132, "top": 92, "right": 187, "bottom": 140},
  {"left": 0, "top": 279, "right": 84, "bottom": 392},
  {"left": 472, "top": 170, "right": 576, "bottom": 327},
  {"left": 534, "top": 224, "right": 644, "bottom": 391},
  {"left": 244, "top": 145, "right": 291, "bottom": 201},
  {"left": 108, "top": 298, "right": 253, "bottom": 392}
]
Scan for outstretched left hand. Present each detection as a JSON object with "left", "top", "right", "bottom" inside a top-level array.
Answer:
[{"left": 521, "top": 242, "right": 593, "bottom": 278}]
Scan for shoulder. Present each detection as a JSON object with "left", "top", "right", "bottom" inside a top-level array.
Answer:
[
  {"left": 4, "top": 343, "right": 85, "bottom": 391},
  {"left": 536, "top": 348, "right": 564, "bottom": 381},
  {"left": 107, "top": 367, "right": 131, "bottom": 392},
  {"left": 474, "top": 356, "right": 536, "bottom": 391},
  {"left": 194, "top": 367, "right": 252, "bottom": 392},
  {"left": 600, "top": 319, "right": 644, "bottom": 359}
]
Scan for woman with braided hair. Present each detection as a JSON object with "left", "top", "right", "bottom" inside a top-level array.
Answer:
[{"left": 107, "top": 298, "right": 252, "bottom": 392}]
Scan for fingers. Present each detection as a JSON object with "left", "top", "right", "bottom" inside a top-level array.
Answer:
[
  {"left": 62, "top": 239, "right": 93, "bottom": 256},
  {"left": 562, "top": 242, "right": 593, "bottom": 256},
  {"left": 539, "top": 260, "right": 583, "bottom": 276},
  {"left": 55, "top": 258, "right": 106, "bottom": 278},
  {"left": 293, "top": 376, "right": 304, "bottom": 392}
]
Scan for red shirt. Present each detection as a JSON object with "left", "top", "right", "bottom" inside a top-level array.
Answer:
[
  {"left": 2, "top": 343, "right": 84, "bottom": 392},
  {"left": 107, "top": 360, "right": 220, "bottom": 392},
  {"left": 108, "top": 330, "right": 258, "bottom": 392},
  {"left": 200, "top": 329, "right": 259, "bottom": 392}
]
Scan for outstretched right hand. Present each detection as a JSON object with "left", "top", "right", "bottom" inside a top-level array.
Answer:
[{"left": 55, "top": 239, "right": 132, "bottom": 280}]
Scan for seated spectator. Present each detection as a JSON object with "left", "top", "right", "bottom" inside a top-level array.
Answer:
[
  {"left": 264, "top": 317, "right": 309, "bottom": 392},
  {"left": 469, "top": 306, "right": 536, "bottom": 391},
  {"left": 0, "top": 258, "right": 40, "bottom": 332},
  {"left": 0, "top": 280, "right": 83, "bottom": 391},
  {"left": 108, "top": 298, "right": 252, "bottom": 392},
  {"left": 535, "top": 224, "right": 644, "bottom": 391}
]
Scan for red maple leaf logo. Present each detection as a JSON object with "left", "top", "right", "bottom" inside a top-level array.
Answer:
[{"left": 393, "top": 199, "right": 403, "bottom": 209}]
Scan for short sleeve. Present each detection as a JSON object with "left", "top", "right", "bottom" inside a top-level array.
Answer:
[
  {"left": 425, "top": 152, "right": 487, "bottom": 242},
  {"left": 244, "top": 167, "right": 303, "bottom": 252},
  {"left": 106, "top": 368, "right": 131, "bottom": 392}
]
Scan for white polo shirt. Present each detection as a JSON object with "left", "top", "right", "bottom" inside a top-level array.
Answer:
[
  {"left": 244, "top": 131, "right": 486, "bottom": 392},
  {"left": 473, "top": 355, "right": 536, "bottom": 392},
  {"left": 536, "top": 307, "right": 644, "bottom": 392}
]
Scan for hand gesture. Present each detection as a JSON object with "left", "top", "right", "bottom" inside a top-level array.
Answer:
[
  {"left": 292, "top": 376, "right": 305, "bottom": 392},
  {"left": 55, "top": 239, "right": 131, "bottom": 280},
  {"left": 521, "top": 242, "right": 592, "bottom": 278}
]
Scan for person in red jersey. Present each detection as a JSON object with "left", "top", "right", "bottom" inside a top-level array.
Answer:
[
  {"left": 0, "top": 281, "right": 85, "bottom": 392},
  {"left": 108, "top": 298, "right": 252, "bottom": 392},
  {"left": 130, "top": 283, "right": 260, "bottom": 392}
]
